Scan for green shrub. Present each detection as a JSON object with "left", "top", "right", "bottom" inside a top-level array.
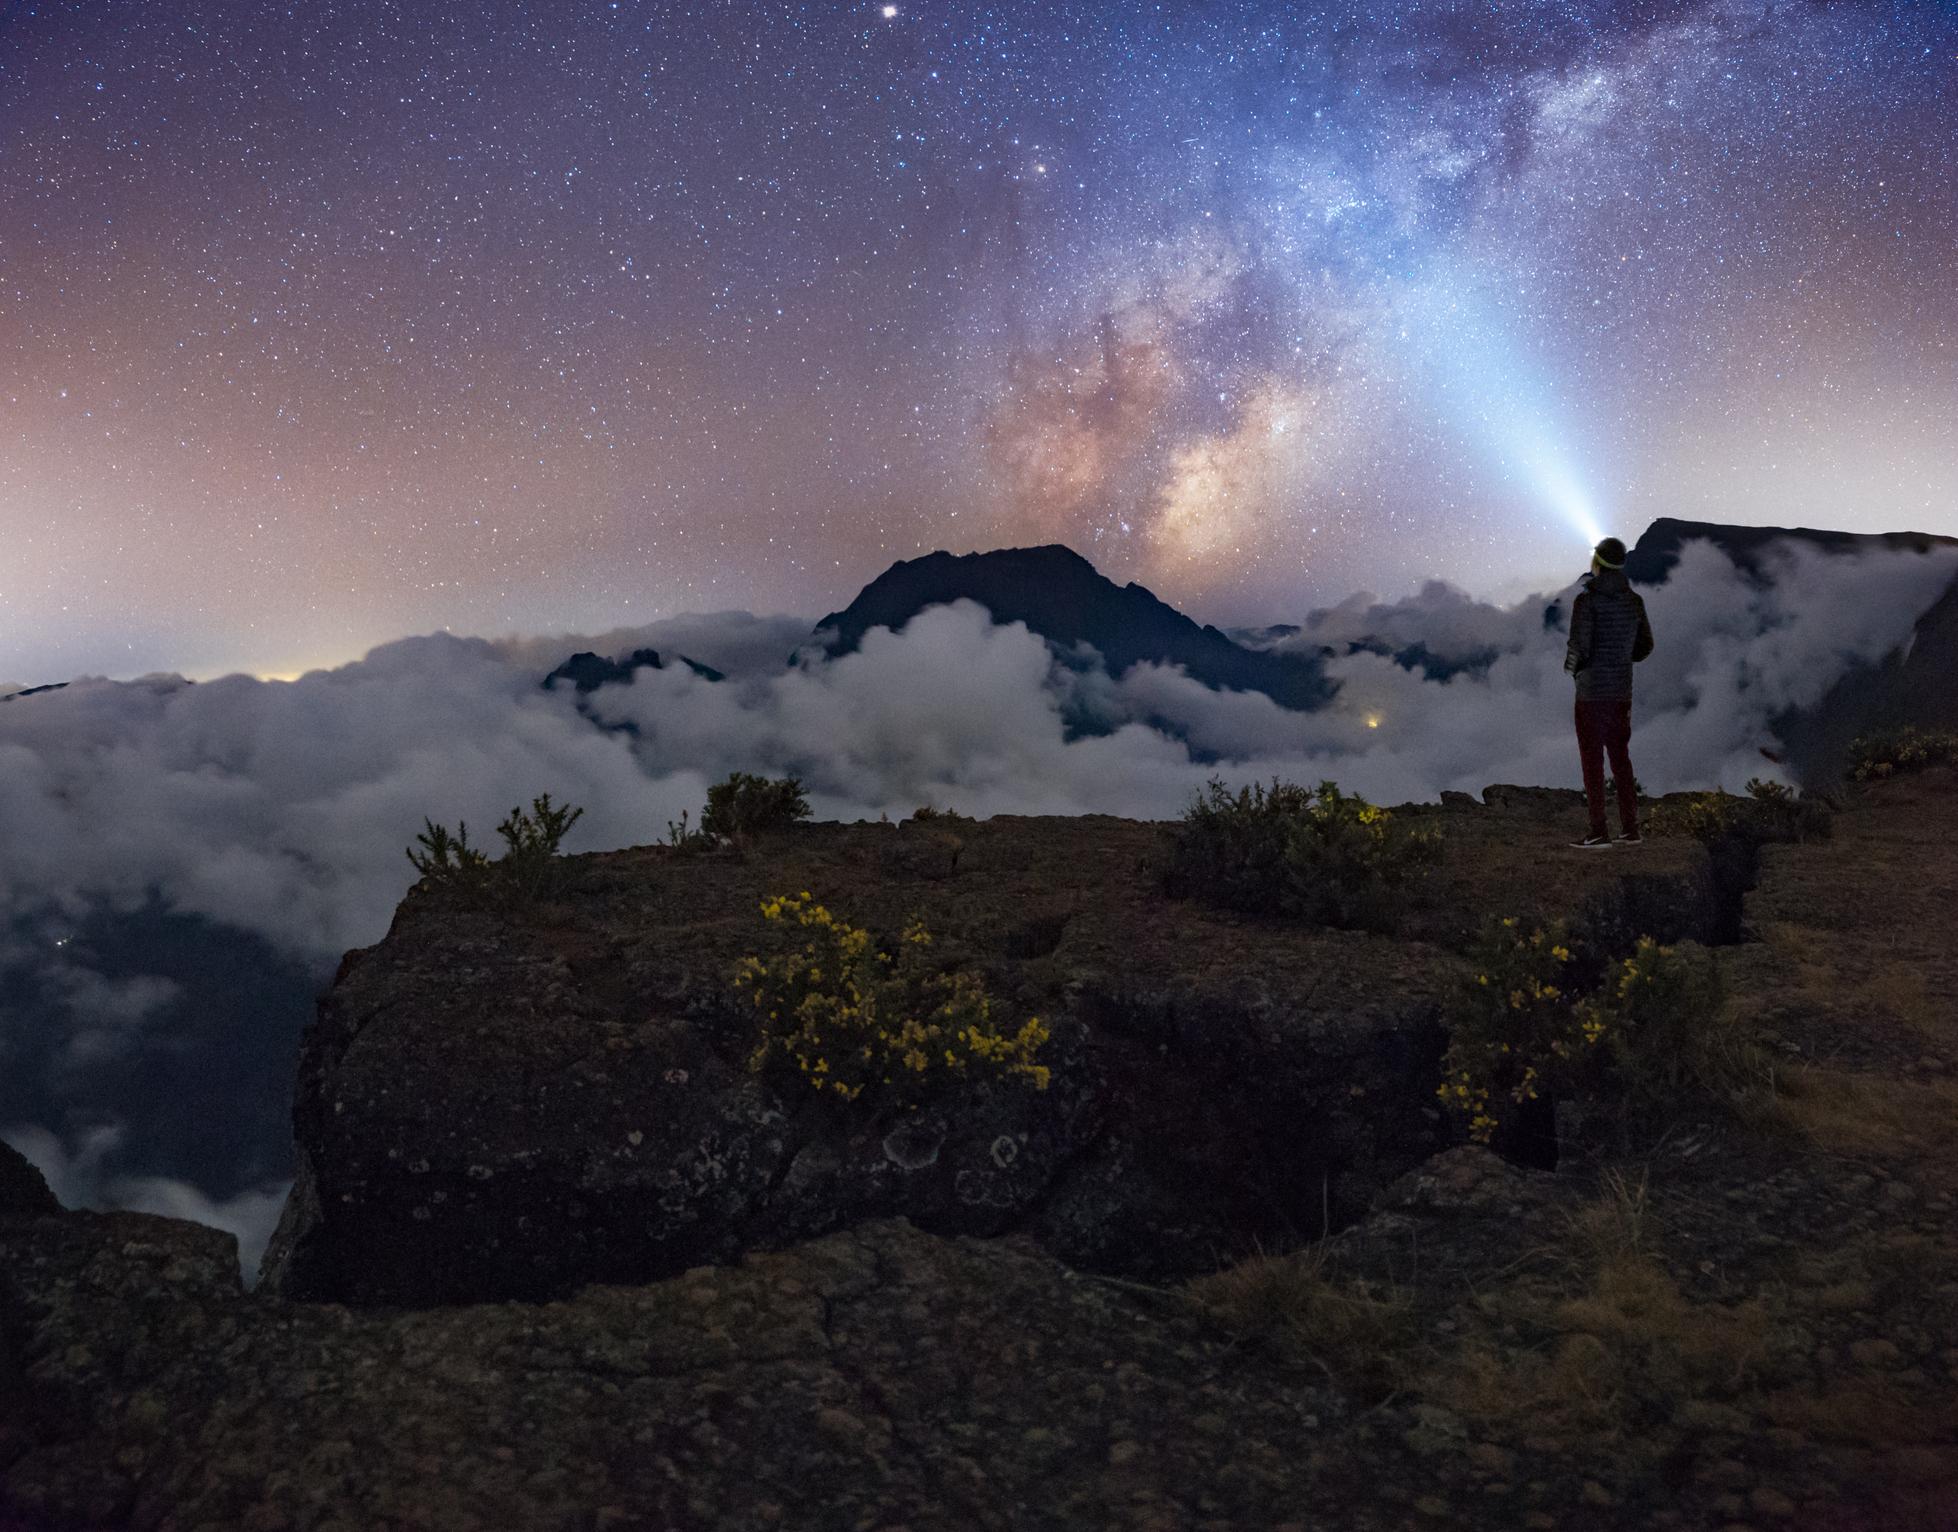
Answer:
[
  {"left": 1656, "top": 790, "right": 1742, "bottom": 843},
  {"left": 702, "top": 771, "right": 811, "bottom": 840},
  {"left": 1163, "top": 778, "right": 1314, "bottom": 910},
  {"left": 1649, "top": 787, "right": 1830, "bottom": 846},
  {"left": 1849, "top": 725, "right": 1958, "bottom": 781},
  {"left": 734, "top": 893, "right": 1049, "bottom": 1106},
  {"left": 1162, "top": 778, "right": 1440, "bottom": 930},
  {"left": 1740, "top": 778, "right": 1833, "bottom": 842},
  {"left": 495, "top": 793, "right": 585, "bottom": 899},
  {"left": 406, "top": 819, "right": 491, "bottom": 888},
  {"left": 406, "top": 792, "right": 584, "bottom": 902}
]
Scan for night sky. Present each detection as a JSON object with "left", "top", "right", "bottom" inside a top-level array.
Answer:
[{"left": 5, "top": 0, "right": 1955, "bottom": 683}]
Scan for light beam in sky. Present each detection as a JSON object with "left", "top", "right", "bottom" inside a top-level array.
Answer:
[{"left": 1395, "top": 273, "right": 1607, "bottom": 549}]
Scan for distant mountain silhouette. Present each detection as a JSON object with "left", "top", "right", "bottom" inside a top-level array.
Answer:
[
  {"left": 1624, "top": 517, "right": 1957, "bottom": 585},
  {"left": 810, "top": 546, "right": 1334, "bottom": 710},
  {"left": 540, "top": 648, "right": 724, "bottom": 694}
]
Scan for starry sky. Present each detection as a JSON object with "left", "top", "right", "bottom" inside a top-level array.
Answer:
[{"left": 4, "top": 0, "right": 1955, "bottom": 683}]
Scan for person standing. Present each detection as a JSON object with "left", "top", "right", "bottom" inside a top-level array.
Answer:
[{"left": 1565, "top": 537, "right": 1654, "bottom": 848}]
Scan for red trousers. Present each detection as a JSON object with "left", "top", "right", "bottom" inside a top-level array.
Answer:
[{"left": 1575, "top": 697, "right": 1638, "bottom": 837}]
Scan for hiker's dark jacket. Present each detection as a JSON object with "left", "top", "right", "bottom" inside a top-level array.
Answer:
[{"left": 1564, "top": 568, "right": 1654, "bottom": 701}]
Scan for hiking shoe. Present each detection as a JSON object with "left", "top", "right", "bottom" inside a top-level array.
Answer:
[
  {"left": 1571, "top": 834, "right": 1613, "bottom": 850},
  {"left": 1618, "top": 830, "right": 1644, "bottom": 845}
]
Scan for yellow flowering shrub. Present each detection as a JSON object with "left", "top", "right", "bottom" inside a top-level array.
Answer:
[
  {"left": 1439, "top": 918, "right": 1587, "bottom": 1143},
  {"left": 1849, "top": 724, "right": 1957, "bottom": 781},
  {"left": 734, "top": 893, "right": 1050, "bottom": 1105},
  {"left": 1578, "top": 936, "right": 1759, "bottom": 1120},
  {"left": 1442, "top": 924, "right": 1758, "bottom": 1143}
]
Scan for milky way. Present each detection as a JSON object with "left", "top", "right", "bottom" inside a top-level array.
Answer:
[{"left": 4, "top": 0, "right": 1954, "bottom": 680}]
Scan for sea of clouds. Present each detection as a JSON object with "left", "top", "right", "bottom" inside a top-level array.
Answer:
[{"left": 3, "top": 537, "right": 1954, "bottom": 1275}]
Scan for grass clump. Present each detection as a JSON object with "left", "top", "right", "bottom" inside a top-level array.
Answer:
[
  {"left": 1162, "top": 777, "right": 1440, "bottom": 930},
  {"left": 734, "top": 893, "right": 1049, "bottom": 1106},
  {"left": 1767, "top": 1066, "right": 1958, "bottom": 1159},
  {"left": 1849, "top": 724, "right": 1958, "bottom": 781},
  {"left": 1434, "top": 1172, "right": 1770, "bottom": 1439},
  {"left": 407, "top": 793, "right": 585, "bottom": 904},
  {"left": 1182, "top": 1244, "right": 1411, "bottom": 1401}
]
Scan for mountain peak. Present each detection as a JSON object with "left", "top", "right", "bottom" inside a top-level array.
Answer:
[{"left": 812, "top": 545, "right": 1332, "bottom": 710}]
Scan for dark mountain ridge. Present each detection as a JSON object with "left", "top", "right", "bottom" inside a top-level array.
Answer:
[
  {"left": 1624, "top": 516, "right": 1957, "bottom": 585},
  {"left": 540, "top": 648, "right": 725, "bottom": 693},
  {"left": 808, "top": 544, "right": 1335, "bottom": 711}
]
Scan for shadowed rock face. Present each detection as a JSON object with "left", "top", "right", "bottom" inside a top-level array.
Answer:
[
  {"left": 0, "top": 1141, "right": 58, "bottom": 1219},
  {"left": 259, "top": 795, "right": 1722, "bottom": 1307},
  {"left": 809, "top": 544, "right": 1335, "bottom": 710}
]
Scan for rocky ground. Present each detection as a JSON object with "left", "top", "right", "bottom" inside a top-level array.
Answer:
[
  {"left": 256, "top": 788, "right": 1721, "bottom": 1307},
  {"left": 4, "top": 773, "right": 1955, "bottom": 1530}
]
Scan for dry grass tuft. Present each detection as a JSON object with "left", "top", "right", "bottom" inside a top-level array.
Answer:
[
  {"left": 1766, "top": 1067, "right": 1958, "bottom": 1159},
  {"left": 1182, "top": 1242, "right": 1413, "bottom": 1401},
  {"left": 1432, "top": 1258, "right": 1771, "bottom": 1439},
  {"left": 1563, "top": 1166, "right": 1651, "bottom": 1268},
  {"left": 1420, "top": 1171, "right": 1770, "bottom": 1441},
  {"left": 1863, "top": 968, "right": 1946, "bottom": 1042}
]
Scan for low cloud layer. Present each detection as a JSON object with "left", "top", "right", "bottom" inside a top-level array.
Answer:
[{"left": 3, "top": 536, "right": 1954, "bottom": 1271}]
